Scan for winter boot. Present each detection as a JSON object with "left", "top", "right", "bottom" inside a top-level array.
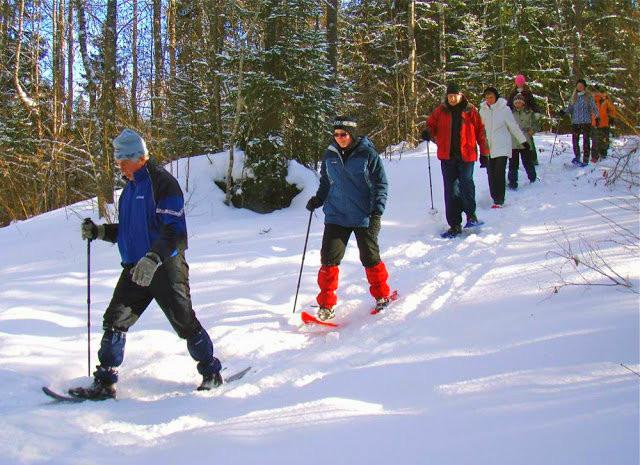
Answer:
[
  {"left": 197, "top": 371, "right": 223, "bottom": 391},
  {"left": 464, "top": 215, "right": 484, "bottom": 229},
  {"left": 317, "top": 307, "right": 336, "bottom": 321},
  {"left": 440, "top": 225, "right": 462, "bottom": 239},
  {"left": 373, "top": 297, "right": 392, "bottom": 313},
  {"left": 68, "top": 366, "right": 117, "bottom": 400}
]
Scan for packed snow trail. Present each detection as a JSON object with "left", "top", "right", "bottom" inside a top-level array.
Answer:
[{"left": 0, "top": 134, "right": 637, "bottom": 465}]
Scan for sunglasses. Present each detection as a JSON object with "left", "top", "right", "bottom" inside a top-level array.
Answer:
[{"left": 334, "top": 132, "right": 349, "bottom": 139}]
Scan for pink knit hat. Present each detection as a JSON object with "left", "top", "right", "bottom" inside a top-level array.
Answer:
[{"left": 515, "top": 74, "right": 526, "bottom": 87}]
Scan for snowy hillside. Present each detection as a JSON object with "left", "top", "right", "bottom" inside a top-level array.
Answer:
[{"left": 0, "top": 134, "right": 638, "bottom": 465}]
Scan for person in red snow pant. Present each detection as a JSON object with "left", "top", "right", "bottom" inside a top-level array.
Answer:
[
  {"left": 317, "top": 220, "right": 390, "bottom": 314},
  {"left": 306, "top": 116, "right": 392, "bottom": 321}
]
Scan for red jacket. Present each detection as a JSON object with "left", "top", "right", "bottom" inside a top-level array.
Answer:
[{"left": 425, "top": 97, "right": 489, "bottom": 162}]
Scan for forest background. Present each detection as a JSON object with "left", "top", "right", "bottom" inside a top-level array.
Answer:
[{"left": 1, "top": 0, "right": 638, "bottom": 225}]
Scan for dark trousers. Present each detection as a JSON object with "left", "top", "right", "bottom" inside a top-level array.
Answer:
[
  {"left": 321, "top": 218, "right": 381, "bottom": 268},
  {"left": 99, "top": 252, "right": 219, "bottom": 378},
  {"left": 591, "top": 126, "right": 610, "bottom": 159},
  {"left": 508, "top": 149, "right": 537, "bottom": 187},
  {"left": 487, "top": 156, "right": 508, "bottom": 205},
  {"left": 572, "top": 124, "right": 592, "bottom": 162},
  {"left": 441, "top": 159, "right": 476, "bottom": 227}
]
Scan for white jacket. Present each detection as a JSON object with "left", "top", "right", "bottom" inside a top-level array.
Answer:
[{"left": 479, "top": 98, "right": 527, "bottom": 158}]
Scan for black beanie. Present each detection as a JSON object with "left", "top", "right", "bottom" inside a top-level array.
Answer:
[
  {"left": 483, "top": 86, "right": 500, "bottom": 99},
  {"left": 576, "top": 78, "right": 587, "bottom": 88},
  {"left": 333, "top": 116, "right": 358, "bottom": 138},
  {"left": 446, "top": 83, "right": 460, "bottom": 95}
]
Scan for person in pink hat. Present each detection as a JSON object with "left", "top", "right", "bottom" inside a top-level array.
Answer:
[{"left": 507, "top": 74, "right": 541, "bottom": 164}]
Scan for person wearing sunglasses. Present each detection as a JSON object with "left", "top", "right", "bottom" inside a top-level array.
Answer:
[
  {"left": 305, "top": 116, "right": 392, "bottom": 321},
  {"left": 73, "top": 129, "right": 223, "bottom": 399}
]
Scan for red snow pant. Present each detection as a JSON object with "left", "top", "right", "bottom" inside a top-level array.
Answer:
[{"left": 316, "top": 220, "right": 390, "bottom": 309}]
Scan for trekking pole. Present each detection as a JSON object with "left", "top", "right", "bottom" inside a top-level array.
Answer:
[
  {"left": 426, "top": 141, "right": 437, "bottom": 214},
  {"left": 292, "top": 211, "right": 313, "bottom": 313},
  {"left": 83, "top": 218, "right": 92, "bottom": 377},
  {"left": 549, "top": 119, "right": 561, "bottom": 164}
]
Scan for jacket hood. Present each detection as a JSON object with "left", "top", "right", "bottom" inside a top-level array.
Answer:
[{"left": 480, "top": 97, "right": 508, "bottom": 111}]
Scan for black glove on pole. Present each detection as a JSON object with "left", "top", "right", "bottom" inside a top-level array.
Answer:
[
  {"left": 293, "top": 211, "right": 313, "bottom": 313},
  {"left": 83, "top": 218, "right": 92, "bottom": 377}
]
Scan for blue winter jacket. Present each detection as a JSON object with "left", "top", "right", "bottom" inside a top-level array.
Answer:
[
  {"left": 315, "top": 136, "right": 388, "bottom": 228},
  {"left": 565, "top": 92, "right": 598, "bottom": 125},
  {"left": 103, "top": 161, "right": 188, "bottom": 265}
]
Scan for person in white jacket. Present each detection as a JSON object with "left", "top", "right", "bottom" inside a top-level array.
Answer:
[{"left": 479, "top": 87, "right": 529, "bottom": 208}]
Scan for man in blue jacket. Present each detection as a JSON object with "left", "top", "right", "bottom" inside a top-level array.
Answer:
[
  {"left": 560, "top": 79, "right": 599, "bottom": 166},
  {"left": 72, "top": 129, "right": 222, "bottom": 399},
  {"left": 306, "top": 116, "right": 392, "bottom": 321}
]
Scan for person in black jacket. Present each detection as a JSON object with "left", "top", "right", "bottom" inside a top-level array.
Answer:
[
  {"left": 71, "top": 129, "right": 222, "bottom": 400},
  {"left": 305, "top": 116, "right": 392, "bottom": 321}
]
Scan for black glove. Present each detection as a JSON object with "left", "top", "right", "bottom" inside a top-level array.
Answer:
[
  {"left": 420, "top": 128, "right": 431, "bottom": 142},
  {"left": 479, "top": 156, "right": 488, "bottom": 168},
  {"left": 81, "top": 218, "right": 105, "bottom": 241},
  {"left": 557, "top": 109, "right": 566, "bottom": 117},
  {"left": 522, "top": 141, "right": 530, "bottom": 150},
  {"left": 306, "top": 196, "right": 323, "bottom": 212}
]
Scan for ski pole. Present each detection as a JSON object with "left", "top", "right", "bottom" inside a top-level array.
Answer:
[
  {"left": 549, "top": 119, "right": 561, "bottom": 164},
  {"left": 292, "top": 211, "right": 313, "bottom": 313},
  {"left": 426, "top": 141, "right": 437, "bottom": 214},
  {"left": 83, "top": 218, "right": 92, "bottom": 377}
]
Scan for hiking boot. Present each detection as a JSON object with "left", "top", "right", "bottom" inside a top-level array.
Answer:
[
  {"left": 68, "top": 379, "right": 116, "bottom": 400},
  {"left": 464, "top": 216, "right": 484, "bottom": 229},
  {"left": 197, "top": 371, "right": 223, "bottom": 391},
  {"left": 440, "top": 225, "right": 463, "bottom": 239},
  {"left": 317, "top": 307, "right": 335, "bottom": 321}
]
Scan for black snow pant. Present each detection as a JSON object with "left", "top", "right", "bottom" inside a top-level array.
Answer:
[
  {"left": 572, "top": 123, "right": 592, "bottom": 163},
  {"left": 441, "top": 159, "right": 477, "bottom": 228},
  {"left": 591, "top": 126, "right": 610, "bottom": 160},
  {"left": 97, "top": 252, "right": 220, "bottom": 383},
  {"left": 321, "top": 219, "right": 382, "bottom": 268},
  {"left": 487, "top": 156, "right": 508, "bottom": 205},
  {"left": 508, "top": 149, "right": 537, "bottom": 188}
]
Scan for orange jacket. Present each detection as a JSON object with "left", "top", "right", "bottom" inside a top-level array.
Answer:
[{"left": 592, "top": 93, "right": 617, "bottom": 128}]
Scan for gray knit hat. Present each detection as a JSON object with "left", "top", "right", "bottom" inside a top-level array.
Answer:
[{"left": 113, "top": 129, "right": 148, "bottom": 160}]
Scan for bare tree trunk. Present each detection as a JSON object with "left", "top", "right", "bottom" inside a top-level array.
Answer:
[
  {"left": 438, "top": 1, "right": 446, "bottom": 83},
  {"left": 207, "top": 0, "right": 224, "bottom": 151},
  {"left": 168, "top": 0, "right": 176, "bottom": 85},
  {"left": 131, "top": 0, "right": 138, "bottom": 125},
  {"left": 66, "top": 0, "right": 74, "bottom": 128},
  {"left": 570, "top": 0, "right": 585, "bottom": 77},
  {"left": 13, "top": 0, "right": 40, "bottom": 118},
  {"left": 98, "top": 0, "right": 117, "bottom": 217},
  {"left": 152, "top": 0, "right": 163, "bottom": 122},
  {"left": 407, "top": 0, "right": 416, "bottom": 144},
  {"left": 76, "top": 0, "right": 96, "bottom": 108},
  {"left": 326, "top": 0, "right": 338, "bottom": 87}
]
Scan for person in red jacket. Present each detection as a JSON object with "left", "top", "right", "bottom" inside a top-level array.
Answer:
[{"left": 422, "top": 83, "right": 490, "bottom": 238}]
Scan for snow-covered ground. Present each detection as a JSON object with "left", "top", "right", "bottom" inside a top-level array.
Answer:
[{"left": 0, "top": 134, "right": 638, "bottom": 465}]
